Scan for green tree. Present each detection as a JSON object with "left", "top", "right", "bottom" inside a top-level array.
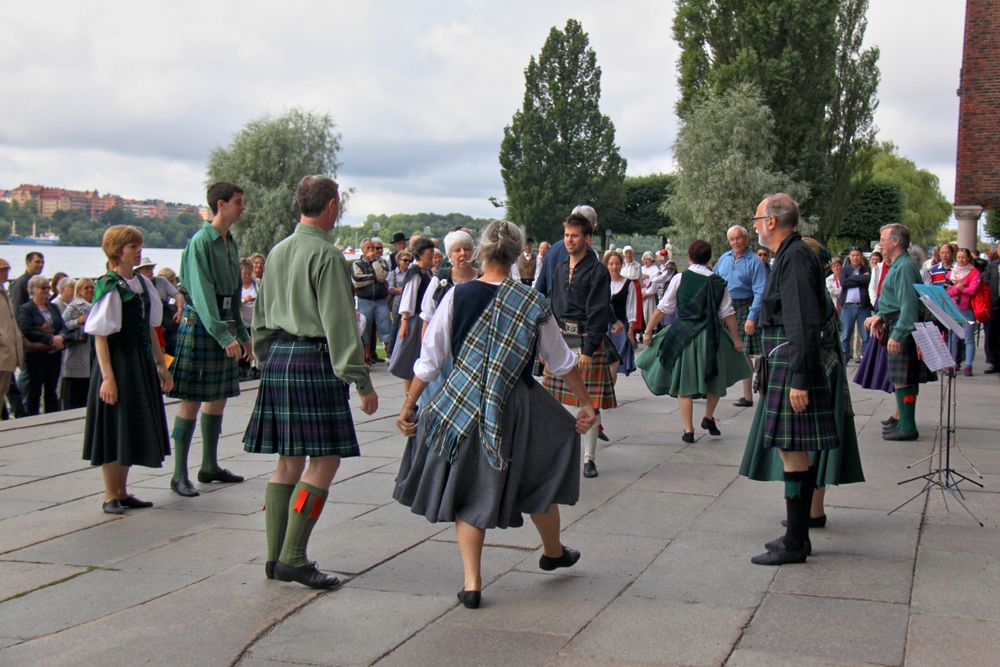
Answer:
[
  {"left": 346, "top": 212, "right": 494, "bottom": 248},
  {"left": 665, "top": 83, "right": 806, "bottom": 251},
  {"left": 866, "top": 142, "right": 952, "bottom": 247},
  {"left": 206, "top": 108, "right": 348, "bottom": 255},
  {"left": 986, "top": 208, "right": 1000, "bottom": 243},
  {"left": 499, "top": 19, "right": 627, "bottom": 242},
  {"left": 673, "top": 0, "right": 880, "bottom": 241},
  {"left": 839, "top": 181, "right": 903, "bottom": 246},
  {"left": 603, "top": 174, "right": 676, "bottom": 243}
]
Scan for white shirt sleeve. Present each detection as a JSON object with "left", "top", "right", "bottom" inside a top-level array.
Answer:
[
  {"left": 413, "top": 288, "right": 454, "bottom": 383},
  {"left": 537, "top": 317, "right": 577, "bottom": 376},
  {"left": 656, "top": 273, "right": 683, "bottom": 314},
  {"left": 650, "top": 266, "right": 673, "bottom": 289},
  {"left": 399, "top": 274, "right": 419, "bottom": 316},
  {"left": 141, "top": 275, "right": 163, "bottom": 327},
  {"left": 627, "top": 282, "right": 637, "bottom": 324},
  {"left": 420, "top": 278, "right": 439, "bottom": 322},
  {"left": 718, "top": 288, "right": 735, "bottom": 319},
  {"left": 510, "top": 262, "right": 520, "bottom": 282},
  {"left": 85, "top": 290, "right": 123, "bottom": 335}
]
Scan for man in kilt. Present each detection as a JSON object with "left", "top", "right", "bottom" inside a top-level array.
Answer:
[
  {"left": 748, "top": 193, "right": 840, "bottom": 566},
  {"left": 714, "top": 224, "right": 767, "bottom": 407},
  {"left": 864, "top": 223, "right": 929, "bottom": 441},
  {"left": 543, "top": 211, "right": 616, "bottom": 479},
  {"left": 243, "top": 175, "right": 378, "bottom": 589},
  {"left": 167, "top": 183, "right": 252, "bottom": 496}
]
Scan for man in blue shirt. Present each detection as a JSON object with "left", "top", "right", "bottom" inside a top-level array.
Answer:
[
  {"left": 837, "top": 247, "right": 872, "bottom": 362},
  {"left": 714, "top": 225, "right": 767, "bottom": 407}
]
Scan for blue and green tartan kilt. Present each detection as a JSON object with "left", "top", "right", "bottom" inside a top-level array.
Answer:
[
  {"left": 543, "top": 340, "right": 617, "bottom": 410},
  {"left": 167, "top": 305, "right": 239, "bottom": 402},
  {"left": 243, "top": 340, "right": 360, "bottom": 458},
  {"left": 759, "top": 327, "right": 839, "bottom": 452},
  {"left": 887, "top": 330, "right": 936, "bottom": 386},
  {"left": 732, "top": 297, "right": 763, "bottom": 356}
]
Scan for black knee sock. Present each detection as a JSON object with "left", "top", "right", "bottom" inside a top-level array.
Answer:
[{"left": 783, "top": 469, "right": 815, "bottom": 550}]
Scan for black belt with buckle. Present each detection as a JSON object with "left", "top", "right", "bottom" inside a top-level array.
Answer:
[{"left": 277, "top": 331, "right": 328, "bottom": 345}]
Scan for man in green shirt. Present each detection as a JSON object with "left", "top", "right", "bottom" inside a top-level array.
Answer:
[
  {"left": 244, "top": 175, "right": 378, "bottom": 589},
  {"left": 865, "top": 223, "right": 929, "bottom": 441},
  {"left": 167, "top": 182, "right": 253, "bottom": 496}
]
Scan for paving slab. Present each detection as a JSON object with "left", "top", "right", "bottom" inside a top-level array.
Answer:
[
  {"left": 374, "top": 624, "right": 568, "bottom": 667},
  {"left": 0, "top": 495, "right": 121, "bottom": 555},
  {"left": 770, "top": 553, "right": 914, "bottom": 604},
  {"left": 631, "top": 461, "right": 739, "bottom": 497},
  {"left": 725, "top": 648, "right": 878, "bottom": 667},
  {"left": 0, "top": 561, "right": 89, "bottom": 601},
  {"left": 910, "top": 548, "right": 1000, "bottom": 621},
  {"left": 306, "top": 516, "right": 448, "bottom": 575},
  {"left": 247, "top": 587, "right": 455, "bottom": 667},
  {"left": 546, "top": 655, "right": 678, "bottom": 667},
  {"left": 570, "top": 488, "right": 714, "bottom": 539},
  {"left": 564, "top": 595, "right": 752, "bottom": 666},
  {"left": 739, "top": 593, "right": 908, "bottom": 666},
  {"left": 515, "top": 529, "right": 667, "bottom": 581},
  {"left": 904, "top": 613, "right": 1000, "bottom": 667}
]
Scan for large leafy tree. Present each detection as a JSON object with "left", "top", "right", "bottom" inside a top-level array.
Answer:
[
  {"left": 602, "top": 173, "right": 677, "bottom": 243},
  {"left": 866, "top": 142, "right": 952, "bottom": 248},
  {"left": 665, "top": 83, "right": 806, "bottom": 252},
  {"left": 674, "top": 0, "right": 880, "bottom": 242},
  {"left": 499, "top": 19, "right": 627, "bottom": 242},
  {"left": 839, "top": 181, "right": 903, "bottom": 246},
  {"left": 986, "top": 208, "right": 1000, "bottom": 244},
  {"left": 206, "top": 108, "right": 348, "bottom": 255}
]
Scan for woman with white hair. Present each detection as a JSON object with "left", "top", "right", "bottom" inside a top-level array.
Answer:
[
  {"left": 640, "top": 251, "right": 661, "bottom": 331},
  {"left": 394, "top": 219, "right": 595, "bottom": 609}
]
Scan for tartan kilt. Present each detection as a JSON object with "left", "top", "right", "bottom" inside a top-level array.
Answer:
[
  {"left": 887, "top": 330, "right": 936, "bottom": 386},
  {"left": 732, "top": 297, "right": 763, "bottom": 356},
  {"left": 243, "top": 340, "right": 360, "bottom": 457},
  {"left": 167, "top": 306, "right": 239, "bottom": 402},
  {"left": 543, "top": 340, "right": 617, "bottom": 410},
  {"left": 758, "top": 327, "right": 839, "bottom": 452}
]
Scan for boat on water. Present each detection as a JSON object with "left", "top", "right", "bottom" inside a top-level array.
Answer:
[{"left": 6, "top": 221, "right": 60, "bottom": 246}]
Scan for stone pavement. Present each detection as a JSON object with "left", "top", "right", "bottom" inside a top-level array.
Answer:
[{"left": 1, "top": 361, "right": 998, "bottom": 667}]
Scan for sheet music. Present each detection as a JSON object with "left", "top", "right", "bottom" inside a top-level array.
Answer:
[
  {"left": 919, "top": 295, "right": 967, "bottom": 337},
  {"left": 914, "top": 284, "right": 969, "bottom": 323},
  {"left": 911, "top": 322, "right": 955, "bottom": 372}
]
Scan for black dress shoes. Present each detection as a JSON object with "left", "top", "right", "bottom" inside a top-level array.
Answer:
[
  {"left": 539, "top": 545, "right": 581, "bottom": 571},
  {"left": 583, "top": 461, "right": 598, "bottom": 478},
  {"left": 457, "top": 589, "right": 481, "bottom": 609},
  {"left": 274, "top": 561, "right": 342, "bottom": 589},
  {"left": 883, "top": 428, "right": 919, "bottom": 441},
  {"left": 119, "top": 495, "right": 153, "bottom": 509},
  {"left": 733, "top": 397, "right": 754, "bottom": 407},
  {"left": 265, "top": 561, "right": 276, "bottom": 580},
  {"left": 171, "top": 478, "right": 200, "bottom": 497},
  {"left": 701, "top": 417, "right": 721, "bottom": 436},
  {"left": 765, "top": 536, "right": 812, "bottom": 556},
  {"left": 597, "top": 429, "right": 610, "bottom": 442},
  {"left": 781, "top": 514, "right": 827, "bottom": 529},
  {"left": 751, "top": 543, "right": 809, "bottom": 565},
  {"left": 881, "top": 416, "right": 899, "bottom": 427},
  {"left": 197, "top": 468, "right": 245, "bottom": 484},
  {"left": 682, "top": 431, "right": 695, "bottom": 443},
  {"left": 984, "top": 365, "right": 999, "bottom": 374},
  {"left": 103, "top": 499, "right": 124, "bottom": 515}
]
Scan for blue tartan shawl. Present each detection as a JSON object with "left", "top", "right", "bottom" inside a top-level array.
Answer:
[{"left": 420, "top": 279, "right": 550, "bottom": 470}]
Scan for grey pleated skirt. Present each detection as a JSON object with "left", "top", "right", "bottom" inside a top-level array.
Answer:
[{"left": 393, "top": 379, "right": 580, "bottom": 530}]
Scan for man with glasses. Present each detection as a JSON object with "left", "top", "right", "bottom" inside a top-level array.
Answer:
[
  {"left": 864, "top": 224, "right": 928, "bottom": 441},
  {"left": 756, "top": 247, "right": 771, "bottom": 274},
  {"left": 838, "top": 246, "right": 872, "bottom": 363}
]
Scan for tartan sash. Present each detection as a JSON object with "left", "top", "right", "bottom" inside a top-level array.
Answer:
[
  {"left": 421, "top": 279, "right": 550, "bottom": 470},
  {"left": 657, "top": 271, "right": 726, "bottom": 381}
]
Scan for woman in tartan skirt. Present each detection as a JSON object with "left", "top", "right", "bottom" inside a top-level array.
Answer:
[
  {"left": 395, "top": 219, "right": 596, "bottom": 610},
  {"left": 637, "top": 240, "right": 752, "bottom": 443}
]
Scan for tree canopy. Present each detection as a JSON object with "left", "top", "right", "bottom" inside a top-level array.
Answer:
[
  {"left": 665, "top": 83, "right": 806, "bottom": 252},
  {"left": 673, "top": 0, "right": 880, "bottom": 242},
  {"left": 986, "top": 208, "right": 1000, "bottom": 244},
  {"left": 839, "top": 181, "right": 903, "bottom": 246},
  {"left": 602, "top": 174, "right": 677, "bottom": 243},
  {"left": 346, "top": 212, "right": 494, "bottom": 248},
  {"left": 866, "top": 142, "right": 952, "bottom": 248},
  {"left": 206, "top": 108, "right": 348, "bottom": 255},
  {"left": 499, "top": 19, "right": 627, "bottom": 242}
]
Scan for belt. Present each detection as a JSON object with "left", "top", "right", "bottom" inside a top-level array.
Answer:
[
  {"left": 844, "top": 302, "right": 862, "bottom": 306},
  {"left": 181, "top": 306, "right": 237, "bottom": 337},
  {"left": 277, "top": 331, "right": 327, "bottom": 344}
]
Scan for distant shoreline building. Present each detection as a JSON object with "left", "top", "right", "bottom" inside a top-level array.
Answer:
[{"left": 7, "top": 184, "right": 210, "bottom": 221}]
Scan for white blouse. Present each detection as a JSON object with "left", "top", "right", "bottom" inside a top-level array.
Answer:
[
  {"left": 640, "top": 264, "right": 660, "bottom": 296},
  {"left": 621, "top": 260, "right": 643, "bottom": 281},
  {"left": 610, "top": 278, "right": 637, "bottom": 324},
  {"left": 398, "top": 272, "right": 426, "bottom": 317},
  {"left": 656, "top": 264, "right": 735, "bottom": 319},
  {"left": 413, "top": 283, "right": 578, "bottom": 383},
  {"left": 85, "top": 274, "right": 163, "bottom": 336}
]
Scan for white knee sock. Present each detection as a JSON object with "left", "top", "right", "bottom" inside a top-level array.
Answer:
[{"left": 583, "top": 412, "right": 601, "bottom": 463}]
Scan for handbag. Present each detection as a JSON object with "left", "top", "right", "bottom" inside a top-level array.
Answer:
[{"left": 971, "top": 281, "right": 992, "bottom": 324}]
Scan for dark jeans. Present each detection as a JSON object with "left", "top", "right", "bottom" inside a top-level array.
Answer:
[
  {"left": 985, "top": 309, "right": 1000, "bottom": 367},
  {"left": 60, "top": 376, "right": 91, "bottom": 410},
  {"left": 840, "top": 303, "right": 872, "bottom": 360},
  {"left": 22, "top": 352, "right": 62, "bottom": 416}
]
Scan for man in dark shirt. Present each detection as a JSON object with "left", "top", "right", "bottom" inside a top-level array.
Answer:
[
  {"left": 543, "top": 212, "right": 615, "bottom": 479},
  {"left": 352, "top": 238, "right": 392, "bottom": 365},
  {"left": 747, "top": 193, "right": 840, "bottom": 566},
  {"left": 534, "top": 205, "right": 601, "bottom": 298},
  {"left": 984, "top": 254, "right": 1000, "bottom": 374},
  {"left": 388, "top": 232, "right": 408, "bottom": 271},
  {"left": 9, "top": 251, "right": 45, "bottom": 312},
  {"left": 838, "top": 246, "right": 872, "bottom": 362}
]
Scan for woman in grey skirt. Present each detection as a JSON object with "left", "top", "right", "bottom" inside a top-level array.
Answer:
[
  {"left": 394, "top": 220, "right": 596, "bottom": 609},
  {"left": 388, "top": 237, "right": 436, "bottom": 394},
  {"left": 61, "top": 278, "right": 95, "bottom": 409}
]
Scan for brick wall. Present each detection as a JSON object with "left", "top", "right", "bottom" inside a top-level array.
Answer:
[{"left": 955, "top": 0, "right": 1000, "bottom": 208}]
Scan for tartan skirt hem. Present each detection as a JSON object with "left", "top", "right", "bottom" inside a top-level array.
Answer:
[
  {"left": 167, "top": 306, "right": 239, "bottom": 402},
  {"left": 543, "top": 342, "right": 617, "bottom": 409},
  {"left": 732, "top": 297, "right": 763, "bottom": 357}
]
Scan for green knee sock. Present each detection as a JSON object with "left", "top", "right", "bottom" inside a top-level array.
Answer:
[
  {"left": 279, "top": 482, "right": 329, "bottom": 568},
  {"left": 199, "top": 412, "right": 224, "bottom": 474},
  {"left": 264, "top": 483, "right": 295, "bottom": 563},
  {"left": 897, "top": 385, "right": 918, "bottom": 434},
  {"left": 171, "top": 417, "right": 197, "bottom": 482}
]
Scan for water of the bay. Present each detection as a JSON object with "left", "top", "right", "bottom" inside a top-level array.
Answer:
[{"left": 0, "top": 246, "right": 184, "bottom": 280}]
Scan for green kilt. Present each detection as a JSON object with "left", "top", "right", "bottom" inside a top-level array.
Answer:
[
  {"left": 732, "top": 297, "right": 763, "bottom": 356},
  {"left": 243, "top": 340, "right": 360, "bottom": 457},
  {"left": 167, "top": 305, "right": 240, "bottom": 402},
  {"left": 887, "top": 330, "right": 934, "bottom": 386},
  {"left": 636, "top": 326, "right": 752, "bottom": 398},
  {"left": 544, "top": 340, "right": 617, "bottom": 410}
]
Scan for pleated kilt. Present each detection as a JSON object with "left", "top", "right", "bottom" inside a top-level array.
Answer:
[
  {"left": 732, "top": 297, "right": 763, "bottom": 356},
  {"left": 758, "top": 327, "right": 839, "bottom": 452},
  {"left": 887, "top": 329, "right": 936, "bottom": 386},
  {"left": 853, "top": 336, "right": 895, "bottom": 393},
  {"left": 167, "top": 305, "right": 239, "bottom": 402},
  {"left": 243, "top": 340, "right": 360, "bottom": 458},
  {"left": 544, "top": 340, "right": 617, "bottom": 410}
]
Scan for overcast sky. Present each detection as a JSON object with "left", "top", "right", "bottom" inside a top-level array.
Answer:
[{"left": 0, "top": 0, "right": 968, "bottom": 227}]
